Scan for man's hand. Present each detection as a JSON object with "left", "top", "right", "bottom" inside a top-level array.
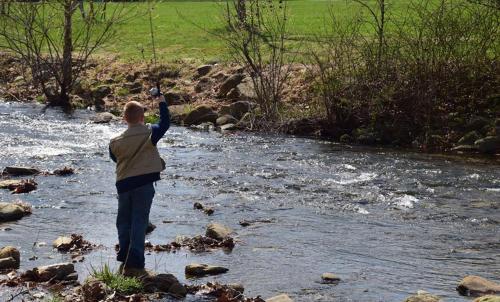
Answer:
[{"left": 157, "top": 94, "right": 166, "bottom": 103}]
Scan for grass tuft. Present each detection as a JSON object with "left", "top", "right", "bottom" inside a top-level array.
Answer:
[{"left": 90, "top": 264, "right": 143, "bottom": 295}]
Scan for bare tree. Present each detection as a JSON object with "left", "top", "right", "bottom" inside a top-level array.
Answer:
[
  {"left": 223, "top": 0, "right": 294, "bottom": 120},
  {"left": 0, "top": 0, "right": 128, "bottom": 112}
]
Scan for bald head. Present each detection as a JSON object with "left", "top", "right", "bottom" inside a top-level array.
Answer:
[{"left": 123, "top": 101, "right": 145, "bottom": 125}]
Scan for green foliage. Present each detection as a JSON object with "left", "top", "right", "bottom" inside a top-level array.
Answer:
[
  {"left": 44, "top": 296, "right": 63, "bottom": 302},
  {"left": 144, "top": 114, "right": 159, "bottom": 124},
  {"left": 116, "top": 87, "right": 130, "bottom": 97},
  {"left": 90, "top": 264, "right": 143, "bottom": 295}
]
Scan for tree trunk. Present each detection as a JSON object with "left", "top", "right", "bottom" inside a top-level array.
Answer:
[{"left": 60, "top": 0, "right": 73, "bottom": 112}]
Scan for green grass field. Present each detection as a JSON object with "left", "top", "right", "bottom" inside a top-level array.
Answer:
[{"left": 102, "top": 0, "right": 414, "bottom": 62}]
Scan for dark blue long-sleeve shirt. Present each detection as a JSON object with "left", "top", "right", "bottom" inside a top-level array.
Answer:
[{"left": 109, "top": 101, "right": 170, "bottom": 193}]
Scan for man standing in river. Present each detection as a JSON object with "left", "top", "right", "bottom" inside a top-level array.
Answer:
[{"left": 109, "top": 93, "right": 170, "bottom": 277}]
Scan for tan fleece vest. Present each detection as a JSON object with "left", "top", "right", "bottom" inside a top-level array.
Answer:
[{"left": 110, "top": 124, "right": 164, "bottom": 181}]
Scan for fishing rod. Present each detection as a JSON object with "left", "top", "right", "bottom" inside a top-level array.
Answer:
[{"left": 147, "top": 1, "right": 161, "bottom": 100}]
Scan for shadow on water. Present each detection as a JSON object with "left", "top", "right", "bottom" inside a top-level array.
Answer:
[{"left": 0, "top": 102, "right": 499, "bottom": 301}]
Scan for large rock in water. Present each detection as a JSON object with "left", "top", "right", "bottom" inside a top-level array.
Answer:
[
  {"left": 474, "top": 296, "right": 500, "bottom": 302},
  {"left": 218, "top": 74, "right": 245, "bottom": 97},
  {"left": 143, "top": 273, "right": 187, "bottom": 297},
  {"left": 3, "top": 166, "right": 40, "bottom": 176},
  {"left": 206, "top": 223, "right": 232, "bottom": 241},
  {"left": 185, "top": 263, "right": 228, "bottom": 277},
  {"left": 0, "top": 202, "right": 29, "bottom": 222},
  {"left": 457, "top": 276, "right": 500, "bottom": 297},
  {"left": 266, "top": 294, "right": 294, "bottom": 302},
  {"left": 474, "top": 136, "right": 500, "bottom": 154},
  {"left": 183, "top": 105, "right": 218, "bottom": 125},
  {"left": 403, "top": 291, "right": 442, "bottom": 302},
  {"left": 219, "top": 101, "right": 253, "bottom": 120},
  {"left": 93, "top": 112, "right": 116, "bottom": 124},
  {"left": 30, "top": 263, "right": 77, "bottom": 282},
  {"left": 0, "top": 246, "right": 20, "bottom": 269}
]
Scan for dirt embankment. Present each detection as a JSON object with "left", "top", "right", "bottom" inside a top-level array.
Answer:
[{"left": 0, "top": 52, "right": 499, "bottom": 156}]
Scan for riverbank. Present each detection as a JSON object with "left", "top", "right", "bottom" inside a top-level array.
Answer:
[{"left": 0, "top": 52, "right": 499, "bottom": 157}]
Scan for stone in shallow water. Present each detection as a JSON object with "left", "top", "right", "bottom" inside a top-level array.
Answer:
[
  {"left": 474, "top": 296, "right": 500, "bottom": 302},
  {"left": 321, "top": 273, "right": 341, "bottom": 283},
  {"left": 266, "top": 294, "right": 294, "bottom": 302},
  {"left": 0, "top": 179, "right": 23, "bottom": 189},
  {"left": 185, "top": 263, "right": 228, "bottom": 277},
  {"left": 0, "top": 202, "right": 30, "bottom": 222},
  {"left": 457, "top": 275, "right": 500, "bottom": 297},
  {"left": 2, "top": 166, "right": 40, "bottom": 176},
  {"left": 0, "top": 246, "right": 20, "bottom": 269},
  {"left": 403, "top": 291, "right": 441, "bottom": 302},
  {"left": 27, "top": 262, "right": 76, "bottom": 282},
  {"left": 205, "top": 222, "right": 232, "bottom": 241},
  {"left": 53, "top": 236, "right": 73, "bottom": 251}
]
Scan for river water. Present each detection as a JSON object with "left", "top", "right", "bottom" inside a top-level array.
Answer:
[{"left": 0, "top": 102, "right": 499, "bottom": 301}]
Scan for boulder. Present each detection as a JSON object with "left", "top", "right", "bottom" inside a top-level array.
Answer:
[
  {"left": 458, "top": 131, "right": 481, "bottom": 145},
  {"left": 143, "top": 273, "right": 187, "bottom": 297},
  {"left": 183, "top": 105, "right": 218, "bottom": 126},
  {"left": 227, "top": 87, "right": 240, "bottom": 100},
  {"left": 457, "top": 276, "right": 500, "bottom": 297},
  {"left": 93, "top": 112, "right": 116, "bottom": 124},
  {"left": 31, "top": 263, "right": 76, "bottom": 282},
  {"left": 168, "top": 104, "right": 189, "bottom": 124},
  {"left": 91, "top": 85, "right": 111, "bottom": 100},
  {"left": 194, "top": 77, "right": 212, "bottom": 93},
  {"left": 53, "top": 236, "right": 73, "bottom": 251},
  {"left": 197, "top": 65, "right": 213, "bottom": 77},
  {"left": 123, "top": 81, "right": 142, "bottom": 94},
  {"left": 206, "top": 223, "right": 232, "bottom": 241},
  {"left": 220, "top": 123, "right": 239, "bottom": 131},
  {"left": 237, "top": 80, "right": 256, "bottom": 100},
  {"left": 216, "top": 114, "right": 239, "bottom": 126},
  {"left": 403, "top": 291, "right": 441, "bottom": 302},
  {"left": 0, "top": 202, "right": 28, "bottom": 222},
  {"left": 219, "top": 101, "right": 253, "bottom": 120},
  {"left": 218, "top": 74, "right": 245, "bottom": 97},
  {"left": 164, "top": 92, "right": 189, "bottom": 105},
  {"left": 266, "top": 294, "right": 293, "bottom": 302},
  {"left": 0, "top": 246, "right": 20, "bottom": 268},
  {"left": 185, "top": 263, "right": 228, "bottom": 277},
  {"left": 0, "top": 179, "right": 23, "bottom": 189},
  {"left": 0, "top": 257, "right": 18, "bottom": 270},
  {"left": 3, "top": 166, "right": 40, "bottom": 176},
  {"left": 321, "top": 273, "right": 340, "bottom": 283},
  {"left": 474, "top": 296, "right": 500, "bottom": 302},
  {"left": 474, "top": 136, "right": 500, "bottom": 154}
]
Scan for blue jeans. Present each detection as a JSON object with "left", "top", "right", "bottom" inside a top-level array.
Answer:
[{"left": 116, "top": 183, "right": 154, "bottom": 269}]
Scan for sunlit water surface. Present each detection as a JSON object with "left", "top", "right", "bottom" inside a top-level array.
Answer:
[{"left": 0, "top": 102, "right": 499, "bottom": 301}]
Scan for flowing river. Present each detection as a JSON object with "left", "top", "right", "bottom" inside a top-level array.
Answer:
[{"left": 0, "top": 102, "right": 499, "bottom": 301}]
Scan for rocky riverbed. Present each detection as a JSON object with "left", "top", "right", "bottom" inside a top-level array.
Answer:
[{"left": 0, "top": 102, "right": 499, "bottom": 301}]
